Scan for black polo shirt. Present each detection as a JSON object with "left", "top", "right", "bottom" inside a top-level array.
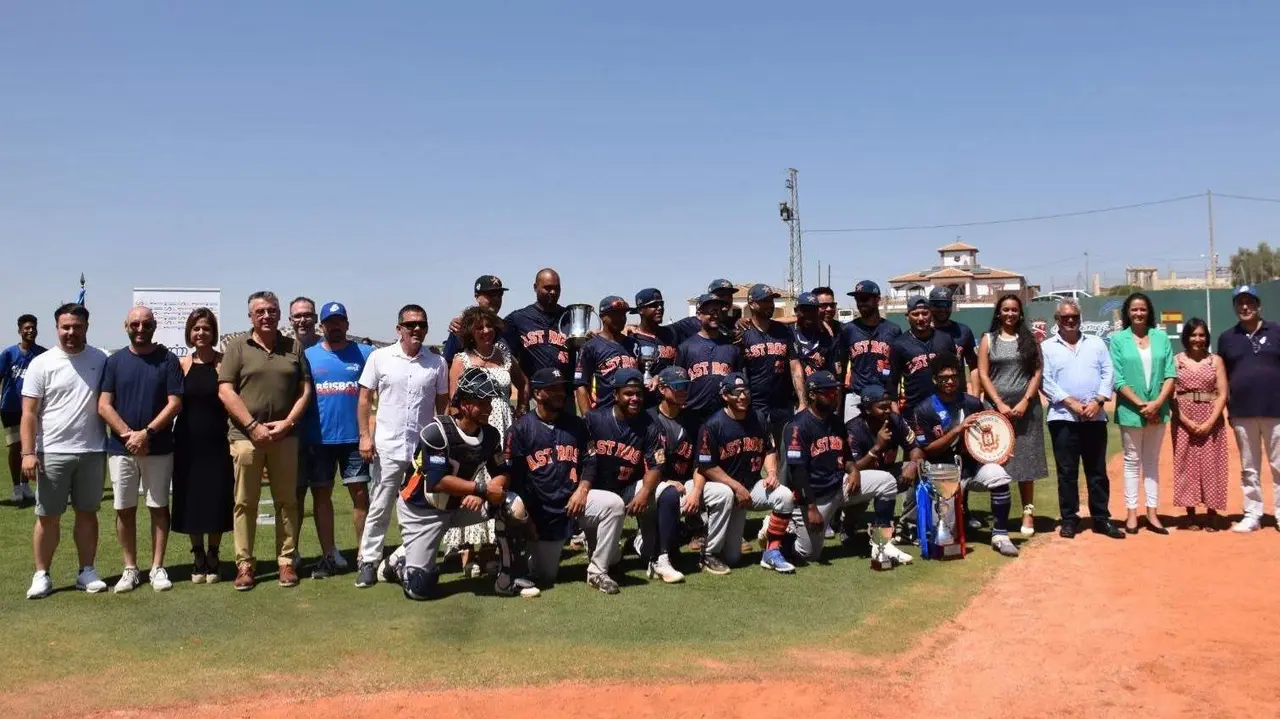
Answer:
[{"left": 1218, "top": 320, "right": 1280, "bottom": 418}]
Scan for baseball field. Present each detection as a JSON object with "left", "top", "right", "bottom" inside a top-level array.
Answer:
[{"left": 3, "top": 421, "right": 1279, "bottom": 718}]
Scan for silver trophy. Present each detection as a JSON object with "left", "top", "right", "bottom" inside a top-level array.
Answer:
[
  {"left": 869, "top": 527, "right": 894, "bottom": 571},
  {"left": 558, "top": 303, "right": 599, "bottom": 348},
  {"left": 637, "top": 344, "right": 657, "bottom": 384}
]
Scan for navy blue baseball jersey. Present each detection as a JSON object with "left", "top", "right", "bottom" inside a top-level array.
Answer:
[
  {"left": 406, "top": 415, "right": 506, "bottom": 511},
  {"left": 504, "top": 303, "right": 571, "bottom": 379},
  {"left": 846, "top": 412, "right": 916, "bottom": 465},
  {"left": 934, "top": 321, "right": 978, "bottom": 394},
  {"left": 670, "top": 316, "right": 704, "bottom": 346},
  {"left": 675, "top": 334, "right": 741, "bottom": 412},
  {"left": 841, "top": 318, "right": 902, "bottom": 394},
  {"left": 697, "top": 409, "right": 774, "bottom": 486},
  {"left": 631, "top": 327, "right": 678, "bottom": 406},
  {"left": 910, "top": 393, "right": 984, "bottom": 474},
  {"left": 506, "top": 410, "right": 589, "bottom": 541},
  {"left": 888, "top": 329, "right": 956, "bottom": 411},
  {"left": 574, "top": 334, "right": 638, "bottom": 409},
  {"left": 791, "top": 326, "right": 837, "bottom": 378},
  {"left": 648, "top": 406, "right": 695, "bottom": 482},
  {"left": 784, "top": 408, "right": 847, "bottom": 497},
  {"left": 741, "top": 320, "right": 794, "bottom": 423},
  {"left": 582, "top": 407, "right": 664, "bottom": 494}
]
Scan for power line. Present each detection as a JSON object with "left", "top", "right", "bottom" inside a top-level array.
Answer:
[
  {"left": 1215, "top": 192, "right": 1280, "bottom": 204},
  {"left": 804, "top": 192, "right": 1207, "bottom": 234}
]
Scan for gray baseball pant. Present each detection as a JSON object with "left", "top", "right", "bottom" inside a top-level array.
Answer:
[
  {"left": 708, "top": 479, "right": 794, "bottom": 566},
  {"left": 791, "top": 469, "right": 901, "bottom": 561},
  {"left": 528, "top": 488, "right": 624, "bottom": 585},
  {"left": 395, "top": 498, "right": 489, "bottom": 574}
]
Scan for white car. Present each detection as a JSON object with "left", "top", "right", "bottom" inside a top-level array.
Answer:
[{"left": 1030, "top": 289, "right": 1093, "bottom": 303}]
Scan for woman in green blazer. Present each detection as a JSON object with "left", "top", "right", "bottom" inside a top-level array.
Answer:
[{"left": 1110, "top": 292, "right": 1176, "bottom": 535}]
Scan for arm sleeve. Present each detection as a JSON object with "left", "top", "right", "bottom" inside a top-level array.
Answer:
[
  {"left": 504, "top": 431, "right": 525, "bottom": 487},
  {"left": 643, "top": 423, "right": 665, "bottom": 471},
  {"left": 21, "top": 360, "right": 45, "bottom": 399},
  {"left": 485, "top": 433, "right": 509, "bottom": 479},
  {"left": 783, "top": 422, "right": 814, "bottom": 502},
  {"left": 847, "top": 424, "right": 871, "bottom": 461},
  {"left": 166, "top": 354, "right": 184, "bottom": 396},
  {"left": 574, "top": 343, "right": 592, "bottom": 388},
  {"left": 1161, "top": 333, "right": 1176, "bottom": 381},
  {"left": 696, "top": 423, "right": 719, "bottom": 469},
  {"left": 1039, "top": 347, "right": 1070, "bottom": 403},
  {"left": 1109, "top": 335, "right": 1128, "bottom": 391},
  {"left": 298, "top": 348, "right": 312, "bottom": 384},
  {"left": 218, "top": 341, "right": 241, "bottom": 385},
  {"left": 434, "top": 360, "right": 450, "bottom": 396},
  {"left": 100, "top": 355, "right": 117, "bottom": 393},
  {"left": 1097, "top": 342, "right": 1115, "bottom": 399},
  {"left": 897, "top": 415, "right": 918, "bottom": 455},
  {"left": 887, "top": 341, "right": 903, "bottom": 399},
  {"left": 357, "top": 351, "right": 378, "bottom": 390}
]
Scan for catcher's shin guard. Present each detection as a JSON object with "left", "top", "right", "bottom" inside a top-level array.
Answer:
[{"left": 402, "top": 566, "right": 438, "bottom": 601}]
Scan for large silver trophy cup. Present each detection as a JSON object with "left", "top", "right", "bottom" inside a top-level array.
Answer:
[{"left": 558, "top": 303, "right": 599, "bottom": 348}]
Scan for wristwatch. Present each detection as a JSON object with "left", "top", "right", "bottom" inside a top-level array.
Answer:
[{"left": 144, "top": 427, "right": 157, "bottom": 437}]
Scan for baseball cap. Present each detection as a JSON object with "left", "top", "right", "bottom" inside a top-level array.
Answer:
[
  {"left": 707, "top": 279, "right": 737, "bottom": 295},
  {"left": 928, "top": 287, "right": 954, "bottom": 305},
  {"left": 598, "top": 295, "right": 631, "bottom": 314},
  {"left": 719, "top": 372, "right": 749, "bottom": 393},
  {"left": 748, "top": 283, "right": 781, "bottom": 302},
  {"left": 849, "top": 280, "right": 881, "bottom": 297},
  {"left": 319, "top": 302, "right": 348, "bottom": 322},
  {"left": 633, "top": 288, "right": 664, "bottom": 310},
  {"left": 804, "top": 370, "right": 840, "bottom": 392},
  {"left": 859, "top": 383, "right": 891, "bottom": 404},
  {"left": 656, "top": 366, "right": 690, "bottom": 389},
  {"left": 1233, "top": 284, "right": 1260, "bottom": 302},
  {"left": 905, "top": 295, "right": 929, "bottom": 311},
  {"left": 696, "top": 293, "right": 727, "bottom": 311},
  {"left": 474, "top": 275, "right": 507, "bottom": 294},
  {"left": 529, "top": 367, "right": 569, "bottom": 388},
  {"left": 794, "top": 291, "right": 819, "bottom": 309},
  {"left": 610, "top": 368, "right": 645, "bottom": 389}
]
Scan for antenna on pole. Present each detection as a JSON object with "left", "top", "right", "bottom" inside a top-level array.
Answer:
[{"left": 779, "top": 168, "right": 803, "bottom": 299}]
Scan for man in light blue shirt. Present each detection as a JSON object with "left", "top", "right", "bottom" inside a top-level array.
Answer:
[{"left": 1040, "top": 300, "right": 1125, "bottom": 540}]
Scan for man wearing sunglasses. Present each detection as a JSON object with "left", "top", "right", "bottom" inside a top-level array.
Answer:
[
  {"left": 98, "top": 306, "right": 184, "bottom": 593},
  {"left": 629, "top": 288, "right": 677, "bottom": 408},
  {"left": 1040, "top": 299, "right": 1124, "bottom": 540}
]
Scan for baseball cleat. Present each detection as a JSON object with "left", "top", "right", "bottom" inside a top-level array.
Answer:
[
  {"left": 354, "top": 562, "right": 378, "bottom": 588},
  {"left": 647, "top": 554, "right": 685, "bottom": 584},
  {"left": 881, "top": 542, "right": 914, "bottom": 565},
  {"left": 588, "top": 573, "right": 621, "bottom": 595},
  {"left": 699, "top": 554, "right": 731, "bottom": 576},
  {"left": 759, "top": 548, "right": 796, "bottom": 574}
]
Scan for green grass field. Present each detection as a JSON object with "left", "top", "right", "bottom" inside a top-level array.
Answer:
[{"left": 0, "top": 426, "right": 1118, "bottom": 714}]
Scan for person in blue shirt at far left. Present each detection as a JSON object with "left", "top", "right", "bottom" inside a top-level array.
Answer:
[{"left": 302, "top": 302, "right": 374, "bottom": 579}]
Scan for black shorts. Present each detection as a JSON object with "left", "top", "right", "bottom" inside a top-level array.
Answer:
[{"left": 1, "top": 411, "right": 20, "bottom": 429}]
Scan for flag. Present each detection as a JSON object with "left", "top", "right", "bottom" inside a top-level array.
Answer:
[{"left": 76, "top": 273, "right": 85, "bottom": 306}]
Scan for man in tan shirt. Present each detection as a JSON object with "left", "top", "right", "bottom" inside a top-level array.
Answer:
[{"left": 218, "top": 290, "right": 313, "bottom": 590}]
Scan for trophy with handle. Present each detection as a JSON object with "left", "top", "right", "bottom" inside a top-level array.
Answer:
[
  {"left": 558, "top": 304, "right": 599, "bottom": 349},
  {"left": 637, "top": 343, "right": 658, "bottom": 385},
  {"left": 921, "top": 458, "right": 966, "bottom": 560}
]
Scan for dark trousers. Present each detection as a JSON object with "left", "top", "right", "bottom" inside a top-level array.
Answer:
[{"left": 1047, "top": 420, "right": 1111, "bottom": 525}]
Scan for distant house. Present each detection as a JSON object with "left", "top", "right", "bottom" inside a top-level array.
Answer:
[
  {"left": 886, "top": 241, "right": 1029, "bottom": 309},
  {"left": 685, "top": 283, "right": 798, "bottom": 319}
]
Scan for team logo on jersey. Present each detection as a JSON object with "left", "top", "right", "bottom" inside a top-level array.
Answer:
[
  {"left": 786, "top": 426, "right": 803, "bottom": 461},
  {"left": 427, "top": 455, "right": 447, "bottom": 466}
]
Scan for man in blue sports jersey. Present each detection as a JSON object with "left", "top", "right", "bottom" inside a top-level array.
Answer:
[
  {"left": 574, "top": 296, "right": 638, "bottom": 415},
  {"left": 739, "top": 284, "right": 793, "bottom": 449},
  {"left": 1, "top": 314, "right": 45, "bottom": 505},
  {"left": 675, "top": 294, "right": 741, "bottom": 445},
  {"left": 629, "top": 288, "right": 677, "bottom": 407},
  {"left": 302, "top": 302, "right": 374, "bottom": 578},
  {"left": 888, "top": 296, "right": 956, "bottom": 415},
  {"left": 443, "top": 275, "right": 509, "bottom": 367},
  {"left": 840, "top": 281, "right": 901, "bottom": 419}
]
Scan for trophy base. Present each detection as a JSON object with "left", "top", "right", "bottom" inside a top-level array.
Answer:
[
  {"left": 870, "top": 556, "right": 895, "bottom": 572},
  {"left": 929, "top": 543, "right": 965, "bottom": 561}
]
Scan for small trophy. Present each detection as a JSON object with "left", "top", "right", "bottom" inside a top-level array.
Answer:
[
  {"left": 869, "top": 528, "right": 895, "bottom": 572},
  {"left": 637, "top": 344, "right": 657, "bottom": 385}
]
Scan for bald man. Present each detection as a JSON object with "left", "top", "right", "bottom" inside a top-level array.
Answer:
[
  {"left": 504, "top": 268, "right": 573, "bottom": 387},
  {"left": 98, "top": 306, "right": 184, "bottom": 593}
]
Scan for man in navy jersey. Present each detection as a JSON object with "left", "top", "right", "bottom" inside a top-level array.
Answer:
[
  {"left": 790, "top": 292, "right": 836, "bottom": 408},
  {"left": 504, "top": 268, "right": 571, "bottom": 386},
  {"left": 506, "top": 367, "right": 627, "bottom": 594},
  {"left": 697, "top": 373, "right": 794, "bottom": 574},
  {"left": 671, "top": 279, "right": 737, "bottom": 345},
  {"left": 1, "top": 314, "right": 45, "bottom": 505},
  {"left": 845, "top": 384, "right": 921, "bottom": 545},
  {"left": 841, "top": 281, "right": 901, "bottom": 419},
  {"left": 442, "top": 275, "right": 509, "bottom": 367},
  {"left": 574, "top": 296, "right": 638, "bottom": 415},
  {"left": 740, "top": 284, "right": 793, "bottom": 449},
  {"left": 812, "top": 286, "right": 847, "bottom": 380},
  {"left": 889, "top": 296, "right": 956, "bottom": 415},
  {"left": 785, "top": 373, "right": 915, "bottom": 566},
  {"left": 583, "top": 368, "right": 683, "bottom": 586},
  {"left": 910, "top": 354, "right": 1020, "bottom": 558},
  {"left": 629, "top": 288, "right": 677, "bottom": 407},
  {"left": 929, "top": 287, "right": 979, "bottom": 395},
  {"left": 675, "top": 294, "right": 741, "bottom": 443}
]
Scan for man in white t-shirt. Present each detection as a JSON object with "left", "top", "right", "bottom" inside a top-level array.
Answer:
[
  {"left": 353, "top": 304, "right": 449, "bottom": 588},
  {"left": 20, "top": 304, "right": 109, "bottom": 599}
]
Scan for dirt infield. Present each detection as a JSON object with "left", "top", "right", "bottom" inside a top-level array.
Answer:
[{"left": 102, "top": 427, "right": 1280, "bottom": 718}]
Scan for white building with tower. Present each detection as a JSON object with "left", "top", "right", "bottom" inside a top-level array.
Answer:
[{"left": 884, "top": 240, "right": 1030, "bottom": 309}]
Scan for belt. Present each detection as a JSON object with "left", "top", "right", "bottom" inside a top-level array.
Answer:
[{"left": 1176, "top": 391, "right": 1216, "bottom": 403}]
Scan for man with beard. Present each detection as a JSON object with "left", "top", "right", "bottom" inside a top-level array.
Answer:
[
  {"left": 785, "top": 372, "right": 915, "bottom": 566},
  {"left": 507, "top": 367, "right": 627, "bottom": 593},
  {"left": 840, "top": 281, "right": 901, "bottom": 418},
  {"left": 98, "top": 306, "right": 184, "bottom": 593},
  {"left": 790, "top": 292, "right": 837, "bottom": 410},
  {"left": 629, "top": 288, "right": 677, "bottom": 407},
  {"left": 505, "top": 268, "right": 572, "bottom": 385},
  {"left": 2, "top": 314, "right": 45, "bottom": 505},
  {"left": 929, "top": 287, "right": 979, "bottom": 395},
  {"left": 844, "top": 383, "right": 921, "bottom": 547},
  {"left": 574, "top": 296, "right": 638, "bottom": 415},
  {"left": 739, "top": 284, "right": 793, "bottom": 449},
  {"left": 290, "top": 296, "right": 320, "bottom": 569},
  {"left": 671, "top": 279, "right": 738, "bottom": 345},
  {"left": 812, "top": 286, "right": 847, "bottom": 380},
  {"left": 675, "top": 294, "right": 741, "bottom": 444},
  {"left": 289, "top": 297, "right": 320, "bottom": 350},
  {"left": 697, "top": 373, "right": 794, "bottom": 574},
  {"left": 888, "top": 296, "right": 956, "bottom": 415},
  {"left": 583, "top": 369, "right": 683, "bottom": 587},
  {"left": 443, "top": 275, "right": 509, "bottom": 366}
]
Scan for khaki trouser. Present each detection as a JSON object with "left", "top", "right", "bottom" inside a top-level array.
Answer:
[{"left": 231, "top": 437, "right": 300, "bottom": 566}]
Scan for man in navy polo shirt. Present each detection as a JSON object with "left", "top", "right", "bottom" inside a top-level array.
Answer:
[
  {"left": 629, "top": 288, "right": 677, "bottom": 407},
  {"left": 675, "top": 294, "right": 741, "bottom": 443},
  {"left": 504, "top": 268, "right": 571, "bottom": 384},
  {"left": 443, "top": 275, "right": 509, "bottom": 366},
  {"left": 1218, "top": 285, "right": 1280, "bottom": 532},
  {"left": 740, "top": 284, "right": 793, "bottom": 448},
  {"left": 574, "top": 296, "right": 638, "bottom": 414},
  {"left": 889, "top": 296, "right": 956, "bottom": 415},
  {"left": 671, "top": 279, "right": 737, "bottom": 345},
  {"left": 929, "top": 287, "right": 979, "bottom": 395},
  {"left": 841, "top": 280, "right": 902, "bottom": 419}
]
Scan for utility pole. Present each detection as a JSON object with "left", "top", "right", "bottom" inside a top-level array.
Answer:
[
  {"left": 1207, "top": 189, "right": 1217, "bottom": 288},
  {"left": 779, "top": 169, "right": 803, "bottom": 299},
  {"left": 1084, "top": 251, "right": 1089, "bottom": 290}
]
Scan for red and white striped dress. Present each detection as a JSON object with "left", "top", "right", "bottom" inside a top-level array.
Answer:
[{"left": 1171, "top": 353, "right": 1229, "bottom": 510}]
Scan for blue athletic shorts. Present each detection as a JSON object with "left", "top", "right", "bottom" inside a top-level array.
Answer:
[{"left": 302, "top": 443, "right": 370, "bottom": 488}]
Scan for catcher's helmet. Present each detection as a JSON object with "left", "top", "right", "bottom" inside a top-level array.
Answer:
[{"left": 454, "top": 367, "right": 502, "bottom": 402}]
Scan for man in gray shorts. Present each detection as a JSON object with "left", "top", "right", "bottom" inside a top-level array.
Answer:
[{"left": 21, "top": 304, "right": 109, "bottom": 599}]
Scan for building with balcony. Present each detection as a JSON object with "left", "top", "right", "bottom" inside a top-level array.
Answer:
[{"left": 885, "top": 240, "right": 1029, "bottom": 309}]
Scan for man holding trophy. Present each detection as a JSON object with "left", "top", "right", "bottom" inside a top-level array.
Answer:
[
  {"left": 629, "top": 288, "right": 677, "bottom": 408},
  {"left": 573, "top": 296, "right": 638, "bottom": 415}
]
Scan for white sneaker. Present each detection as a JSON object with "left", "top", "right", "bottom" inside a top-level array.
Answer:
[
  {"left": 149, "top": 567, "right": 173, "bottom": 592},
  {"left": 26, "top": 571, "right": 53, "bottom": 599},
  {"left": 329, "top": 549, "right": 349, "bottom": 572},
  {"left": 647, "top": 554, "right": 685, "bottom": 584},
  {"left": 77, "top": 566, "right": 108, "bottom": 593},
  {"left": 9, "top": 485, "right": 23, "bottom": 504},
  {"left": 113, "top": 567, "right": 141, "bottom": 594},
  {"left": 1232, "top": 517, "right": 1261, "bottom": 533},
  {"left": 882, "top": 542, "right": 914, "bottom": 565}
]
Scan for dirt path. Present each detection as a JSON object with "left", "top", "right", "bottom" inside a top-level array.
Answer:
[{"left": 103, "top": 427, "right": 1280, "bottom": 718}]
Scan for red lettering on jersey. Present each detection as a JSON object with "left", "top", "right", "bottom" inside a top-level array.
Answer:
[
  {"left": 521, "top": 330, "right": 546, "bottom": 349},
  {"left": 710, "top": 361, "right": 732, "bottom": 376},
  {"left": 556, "top": 445, "right": 578, "bottom": 463},
  {"left": 906, "top": 353, "right": 935, "bottom": 375},
  {"left": 720, "top": 438, "right": 742, "bottom": 459},
  {"left": 688, "top": 362, "right": 710, "bottom": 379},
  {"left": 599, "top": 354, "right": 638, "bottom": 375},
  {"left": 742, "top": 436, "right": 764, "bottom": 454}
]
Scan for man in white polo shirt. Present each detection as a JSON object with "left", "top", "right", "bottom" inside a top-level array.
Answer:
[
  {"left": 21, "top": 304, "right": 109, "bottom": 599},
  {"left": 354, "top": 304, "right": 449, "bottom": 587}
]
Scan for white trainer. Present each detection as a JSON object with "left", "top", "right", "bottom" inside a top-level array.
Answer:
[
  {"left": 150, "top": 567, "right": 173, "bottom": 592},
  {"left": 77, "top": 566, "right": 108, "bottom": 593},
  {"left": 647, "top": 554, "right": 685, "bottom": 584},
  {"left": 113, "top": 567, "right": 141, "bottom": 594},
  {"left": 1232, "top": 517, "right": 1262, "bottom": 533},
  {"left": 329, "top": 549, "right": 349, "bottom": 572},
  {"left": 882, "top": 542, "right": 914, "bottom": 565},
  {"left": 26, "top": 571, "right": 53, "bottom": 599}
]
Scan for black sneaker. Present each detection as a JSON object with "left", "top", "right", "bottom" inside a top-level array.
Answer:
[
  {"left": 699, "top": 554, "right": 731, "bottom": 576},
  {"left": 588, "top": 573, "right": 621, "bottom": 595},
  {"left": 311, "top": 556, "right": 336, "bottom": 580},
  {"left": 354, "top": 562, "right": 378, "bottom": 588}
]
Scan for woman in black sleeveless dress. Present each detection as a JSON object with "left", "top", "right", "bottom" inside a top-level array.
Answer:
[{"left": 172, "top": 308, "right": 234, "bottom": 583}]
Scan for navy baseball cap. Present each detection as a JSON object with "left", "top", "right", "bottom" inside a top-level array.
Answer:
[
  {"left": 1233, "top": 284, "right": 1260, "bottom": 302},
  {"left": 905, "top": 295, "right": 929, "bottom": 311},
  {"left": 707, "top": 279, "right": 737, "bottom": 295},
  {"left": 860, "top": 383, "right": 890, "bottom": 404},
  {"left": 633, "top": 288, "right": 664, "bottom": 310},
  {"left": 474, "top": 275, "right": 507, "bottom": 293},
  {"left": 804, "top": 370, "right": 840, "bottom": 392},
  {"left": 849, "top": 280, "right": 881, "bottom": 297},
  {"left": 599, "top": 295, "right": 631, "bottom": 314},
  {"left": 530, "top": 367, "right": 569, "bottom": 388},
  {"left": 319, "top": 301, "right": 348, "bottom": 322},
  {"left": 610, "top": 368, "right": 645, "bottom": 389},
  {"left": 656, "top": 366, "right": 690, "bottom": 389},
  {"left": 720, "top": 372, "right": 749, "bottom": 393},
  {"left": 928, "top": 287, "right": 954, "bottom": 305},
  {"left": 794, "top": 291, "right": 819, "bottom": 309},
  {"left": 696, "top": 293, "right": 727, "bottom": 311},
  {"left": 748, "top": 283, "right": 781, "bottom": 302}
]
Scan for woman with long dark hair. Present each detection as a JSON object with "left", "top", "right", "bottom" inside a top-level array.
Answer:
[
  {"left": 1170, "top": 318, "right": 1229, "bottom": 530},
  {"left": 1109, "top": 292, "right": 1176, "bottom": 534},
  {"left": 977, "top": 293, "right": 1048, "bottom": 536}
]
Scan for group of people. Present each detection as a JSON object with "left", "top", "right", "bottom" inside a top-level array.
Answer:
[{"left": 5, "top": 269, "right": 1278, "bottom": 600}]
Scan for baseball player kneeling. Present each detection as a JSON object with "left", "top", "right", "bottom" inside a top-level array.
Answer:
[{"left": 382, "top": 368, "right": 539, "bottom": 600}]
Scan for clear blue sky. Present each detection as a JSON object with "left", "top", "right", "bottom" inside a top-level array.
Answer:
[{"left": 2, "top": 2, "right": 1277, "bottom": 344}]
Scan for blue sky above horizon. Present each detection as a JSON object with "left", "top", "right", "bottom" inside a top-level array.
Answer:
[{"left": 2, "top": 2, "right": 1277, "bottom": 344}]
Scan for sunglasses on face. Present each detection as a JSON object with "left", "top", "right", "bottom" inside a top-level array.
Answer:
[
  {"left": 128, "top": 321, "right": 157, "bottom": 330},
  {"left": 724, "top": 388, "right": 749, "bottom": 397},
  {"left": 818, "top": 302, "right": 837, "bottom": 309},
  {"left": 936, "top": 374, "right": 959, "bottom": 383},
  {"left": 399, "top": 321, "right": 428, "bottom": 331},
  {"left": 1057, "top": 315, "right": 1081, "bottom": 324}
]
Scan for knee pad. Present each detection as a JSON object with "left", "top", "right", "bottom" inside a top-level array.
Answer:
[{"left": 401, "top": 566, "right": 438, "bottom": 601}]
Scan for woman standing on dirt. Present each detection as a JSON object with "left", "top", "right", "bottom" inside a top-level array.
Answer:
[
  {"left": 1170, "top": 318, "right": 1229, "bottom": 530},
  {"left": 1109, "top": 292, "right": 1176, "bottom": 535},
  {"left": 977, "top": 294, "right": 1048, "bottom": 536}
]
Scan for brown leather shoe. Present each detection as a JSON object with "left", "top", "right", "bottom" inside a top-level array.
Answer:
[
  {"left": 278, "top": 562, "right": 299, "bottom": 588},
  {"left": 234, "top": 562, "right": 255, "bottom": 591}
]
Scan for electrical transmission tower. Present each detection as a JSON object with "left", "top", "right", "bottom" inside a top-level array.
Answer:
[{"left": 779, "top": 168, "right": 803, "bottom": 298}]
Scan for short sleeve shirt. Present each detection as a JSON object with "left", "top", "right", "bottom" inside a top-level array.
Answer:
[
  {"left": 741, "top": 321, "right": 794, "bottom": 423},
  {"left": 574, "top": 334, "right": 639, "bottom": 409},
  {"left": 841, "top": 319, "right": 901, "bottom": 393},
  {"left": 676, "top": 334, "right": 741, "bottom": 413},
  {"left": 306, "top": 341, "right": 374, "bottom": 445},
  {"left": 845, "top": 413, "right": 916, "bottom": 465},
  {"left": 785, "top": 408, "right": 847, "bottom": 496},
  {"left": 357, "top": 342, "right": 450, "bottom": 462},
  {"left": 582, "top": 408, "right": 664, "bottom": 494},
  {"left": 22, "top": 346, "right": 107, "bottom": 454},
  {"left": 101, "top": 346, "right": 184, "bottom": 455},
  {"left": 0, "top": 344, "right": 47, "bottom": 414},
  {"left": 506, "top": 411, "right": 589, "bottom": 540},
  {"left": 1218, "top": 320, "right": 1280, "bottom": 419},
  {"left": 697, "top": 409, "right": 774, "bottom": 485},
  {"left": 218, "top": 333, "right": 311, "bottom": 442}
]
